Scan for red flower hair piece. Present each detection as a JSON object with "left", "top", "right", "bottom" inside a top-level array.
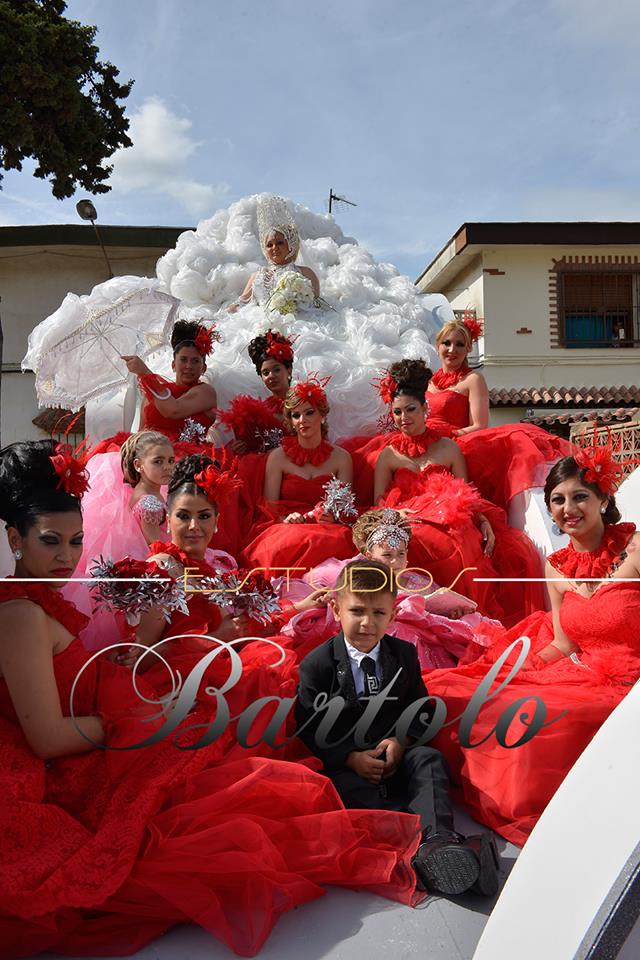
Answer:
[
  {"left": 194, "top": 323, "right": 222, "bottom": 357},
  {"left": 462, "top": 312, "right": 483, "bottom": 343},
  {"left": 49, "top": 442, "right": 90, "bottom": 498},
  {"left": 266, "top": 330, "right": 295, "bottom": 364},
  {"left": 293, "top": 374, "right": 330, "bottom": 409},
  {"left": 194, "top": 450, "right": 241, "bottom": 506},
  {"left": 373, "top": 371, "right": 398, "bottom": 405},
  {"left": 573, "top": 425, "right": 627, "bottom": 496}
]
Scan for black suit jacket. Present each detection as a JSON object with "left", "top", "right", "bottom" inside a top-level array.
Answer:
[{"left": 295, "top": 632, "right": 433, "bottom": 771}]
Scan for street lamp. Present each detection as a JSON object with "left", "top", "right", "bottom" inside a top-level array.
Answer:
[{"left": 76, "top": 199, "right": 114, "bottom": 278}]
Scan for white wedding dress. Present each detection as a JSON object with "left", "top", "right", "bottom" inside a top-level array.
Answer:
[{"left": 24, "top": 194, "right": 453, "bottom": 439}]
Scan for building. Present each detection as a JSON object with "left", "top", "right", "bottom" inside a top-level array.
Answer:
[
  {"left": 416, "top": 222, "right": 640, "bottom": 434},
  {"left": 0, "top": 223, "right": 190, "bottom": 445}
]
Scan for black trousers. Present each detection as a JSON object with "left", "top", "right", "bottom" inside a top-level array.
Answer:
[{"left": 327, "top": 745, "right": 454, "bottom": 836}]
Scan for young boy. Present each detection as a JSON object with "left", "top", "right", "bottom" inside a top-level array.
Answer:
[{"left": 295, "top": 559, "right": 499, "bottom": 897}]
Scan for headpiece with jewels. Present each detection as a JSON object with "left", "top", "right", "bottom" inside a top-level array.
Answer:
[
  {"left": 292, "top": 374, "right": 330, "bottom": 409},
  {"left": 256, "top": 195, "right": 300, "bottom": 262},
  {"left": 365, "top": 508, "right": 412, "bottom": 552},
  {"left": 573, "top": 424, "right": 637, "bottom": 496}
]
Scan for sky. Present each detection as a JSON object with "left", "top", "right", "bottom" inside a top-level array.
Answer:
[{"left": 3, "top": 0, "right": 640, "bottom": 279}]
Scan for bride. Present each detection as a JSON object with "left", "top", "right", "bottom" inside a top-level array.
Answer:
[
  {"left": 25, "top": 194, "right": 443, "bottom": 440},
  {"left": 228, "top": 195, "right": 320, "bottom": 310}
]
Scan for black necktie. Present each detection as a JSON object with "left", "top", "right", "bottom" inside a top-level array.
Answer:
[{"left": 361, "top": 655, "right": 379, "bottom": 696}]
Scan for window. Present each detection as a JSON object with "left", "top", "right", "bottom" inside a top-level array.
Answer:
[{"left": 560, "top": 272, "right": 636, "bottom": 348}]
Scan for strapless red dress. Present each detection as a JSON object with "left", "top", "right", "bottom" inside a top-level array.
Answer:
[
  {"left": 427, "top": 388, "right": 571, "bottom": 509},
  {"left": 381, "top": 465, "right": 544, "bottom": 627},
  {"left": 239, "top": 473, "right": 355, "bottom": 574},
  {"left": 0, "top": 582, "right": 422, "bottom": 958},
  {"left": 425, "top": 524, "right": 638, "bottom": 845}
]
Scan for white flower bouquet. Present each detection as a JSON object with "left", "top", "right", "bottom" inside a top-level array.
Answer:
[{"left": 267, "top": 272, "right": 316, "bottom": 316}]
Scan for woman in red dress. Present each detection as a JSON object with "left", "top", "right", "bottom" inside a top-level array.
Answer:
[
  {"left": 240, "top": 377, "right": 355, "bottom": 574},
  {"left": 427, "top": 450, "right": 640, "bottom": 846},
  {"left": 427, "top": 317, "right": 570, "bottom": 508},
  {"left": 370, "top": 360, "right": 544, "bottom": 626},
  {"left": 0, "top": 440, "right": 423, "bottom": 959},
  {"left": 122, "top": 319, "right": 219, "bottom": 445}
]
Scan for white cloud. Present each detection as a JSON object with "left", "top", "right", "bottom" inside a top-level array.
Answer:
[{"left": 109, "top": 98, "right": 229, "bottom": 217}]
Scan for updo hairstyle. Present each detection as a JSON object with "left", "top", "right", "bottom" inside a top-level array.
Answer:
[{"left": 0, "top": 440, "right": 82, "bottom": 535}]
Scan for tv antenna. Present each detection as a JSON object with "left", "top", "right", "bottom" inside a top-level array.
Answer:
[{"left": 328, "top": 189, "right": 357, "bottom": 214}]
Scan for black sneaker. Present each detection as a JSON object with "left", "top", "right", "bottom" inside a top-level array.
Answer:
[{"left": 466, "top": 832, "right": 501, "bottom": 897}]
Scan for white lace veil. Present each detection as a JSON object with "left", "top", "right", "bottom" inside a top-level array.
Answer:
[{"left": 256, "top": 195, "right": 300, "bottom": 263}]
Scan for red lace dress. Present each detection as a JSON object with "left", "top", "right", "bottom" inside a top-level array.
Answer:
[
  {"left": 0, "top": 582, "right": 422, "bottom": 958},
  {"left": 239, "top": 473, "right": 355, "bottom": 574},
  {"left": 425, "top": 388, "right": 571, "bottom": 510},
  {"left": 380, "top": 464, "right": 544, "bottom": 627},
  {"left": 425, "top": 523, "right": 638, "bottom": 845}
]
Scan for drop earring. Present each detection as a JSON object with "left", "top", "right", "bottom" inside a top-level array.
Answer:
[{"left": 13, "top": 549, "right": 22, "bottom": 560}]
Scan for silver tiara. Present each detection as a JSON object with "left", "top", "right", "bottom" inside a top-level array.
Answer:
[
  {"left": 365, "top": 509, "right": 411, "bottom": 551},
  {"left": 256, "top": 195, "right": 300, "bottom": 262}
]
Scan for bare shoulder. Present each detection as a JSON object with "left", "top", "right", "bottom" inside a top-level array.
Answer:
[
  {"left": 332, "top": 444, "right": 351, "bottom": 466},
  {"left": 432, "top": 436, "right": 459, "bottom": 454},
  {"left": 625, "top": 531, "right": 640, "bottom": 554},
  {"left": 544, "top": 558, "right": 563, "bottom": 580},
  {"left": 299, "top": 266, "right": 318, "bottom": 281},
  {"left": 0, "top": 600, "right": 49, "bottom": 652},
  {"left": 267, "top": 445, "right": 286, "bottom": 466}
]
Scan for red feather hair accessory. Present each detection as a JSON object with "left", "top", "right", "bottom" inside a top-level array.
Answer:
[
  {"left": 292, "top": 374, "right": 330, "bottom": 408},
  {"left": 217, "top": 396, "right": 283, "bottom": 452},
  {"left": 462, "top": 312, "right": 483, "bottom": 343},
  {"left": 49, "top": 442, "right": 90, "bottom": 498},
  {"left": 373, "top": 371, "right": 398, "bottom": 405},
  {"left": 194, "top": 450, "right": 241, "bottom": 506},
  {"left": 265, "top": 330, "right": 295, "bottom": 364},
  {"left": 573, "top": 424, "right": 631, "bottom": 496},
  {"left": 194, "top": 323, "right": 222, "bottom": 357}
]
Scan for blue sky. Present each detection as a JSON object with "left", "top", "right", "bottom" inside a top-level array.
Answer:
[{"left": 3, "top": 0, "right": 640, "bottom": 279}]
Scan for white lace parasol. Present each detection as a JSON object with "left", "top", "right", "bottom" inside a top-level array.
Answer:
[{"left": 23, "top": 282, "right": 180, "bottom": 411}]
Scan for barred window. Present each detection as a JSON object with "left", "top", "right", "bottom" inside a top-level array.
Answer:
[{"left": 560, "top": 272, "right": 636, "bottom": 348}]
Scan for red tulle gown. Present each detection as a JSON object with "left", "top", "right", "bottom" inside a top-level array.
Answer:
[
  {"left": 239, "top": 474, "right": 355, "bottom": 574},
  {"left": 426, "top": 389, "right": 571, "bottom": 510},
  {"left": 425, "top": 523, "right": 638, "bottom": 846},
  {"left": 230, "top": 395, "right": 285, "bottom": 546},
  {"left": 381, "top": 465, "right": 544, "bottom": 627},
  {"left": 0, "top": 581, "right": 422, "bottom": 959}
]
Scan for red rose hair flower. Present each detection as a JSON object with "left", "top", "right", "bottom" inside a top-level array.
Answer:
[
  {"left": 266, "top": 330, "right": 295, "bottom": 364},
  {"left": 194, "top": 323, "right": 222, "bottom": 357},
  {"left": 49, "top": 442, "right": 90, "bottom": 498},
  {"left": 372, "top": 371, "right": 398, "bottom": 405}
]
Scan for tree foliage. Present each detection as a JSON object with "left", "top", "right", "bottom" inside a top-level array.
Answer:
[{"left": 0, "top": 0, "right": 133, "bottom": 198}]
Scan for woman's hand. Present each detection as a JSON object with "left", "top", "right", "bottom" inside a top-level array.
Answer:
[
  {"left": 293, "top": 588, "right": 332, "bottom": 612},
  {"left": 109, "top": 645, "right": 141, "bottom": 668},
  {"left": 283, "top": 512, "right": 307, "bottom": 524},
  {"left": 476, "top": 514, "right": 495, "bottom": 557},
  {"left": 121, "top": 355, "right": 152, "bottom": 376}
]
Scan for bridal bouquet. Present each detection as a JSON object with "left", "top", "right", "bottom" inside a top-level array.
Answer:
[
  {"left": 267, "top": 272, "right": 316, "bottom": 316},
  {"left": 90, "top": 557, "right": 189, "bottom": 624}
]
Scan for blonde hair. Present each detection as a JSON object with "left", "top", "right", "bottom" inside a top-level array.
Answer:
[
  {"left": 435, "top": 320, "right": 472, "bottom": 353},
  {"left": 352, "top": 508, "right": 412, "bottom": 554},
  {"left": 283, "top": 385, "right": 330, "bottom": 439},
  {"left": 120, "top": 431, "right": 173, "bottom": 486}
]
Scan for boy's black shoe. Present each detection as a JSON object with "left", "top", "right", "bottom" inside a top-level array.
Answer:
[
  {"left": 412, "top": 829, "right": 480, "bottom": 896},
  {"left": 466, "top": 832, "right": 500, "bottom": 897}
]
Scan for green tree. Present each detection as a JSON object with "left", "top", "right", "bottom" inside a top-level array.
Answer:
[{"left": 0, "top": 0, "right": 133, "bottom": 199}]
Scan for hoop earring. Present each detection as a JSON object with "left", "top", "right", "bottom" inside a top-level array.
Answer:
[{"left": 13, "top": 550, "right": 22, "bottom": 560}]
